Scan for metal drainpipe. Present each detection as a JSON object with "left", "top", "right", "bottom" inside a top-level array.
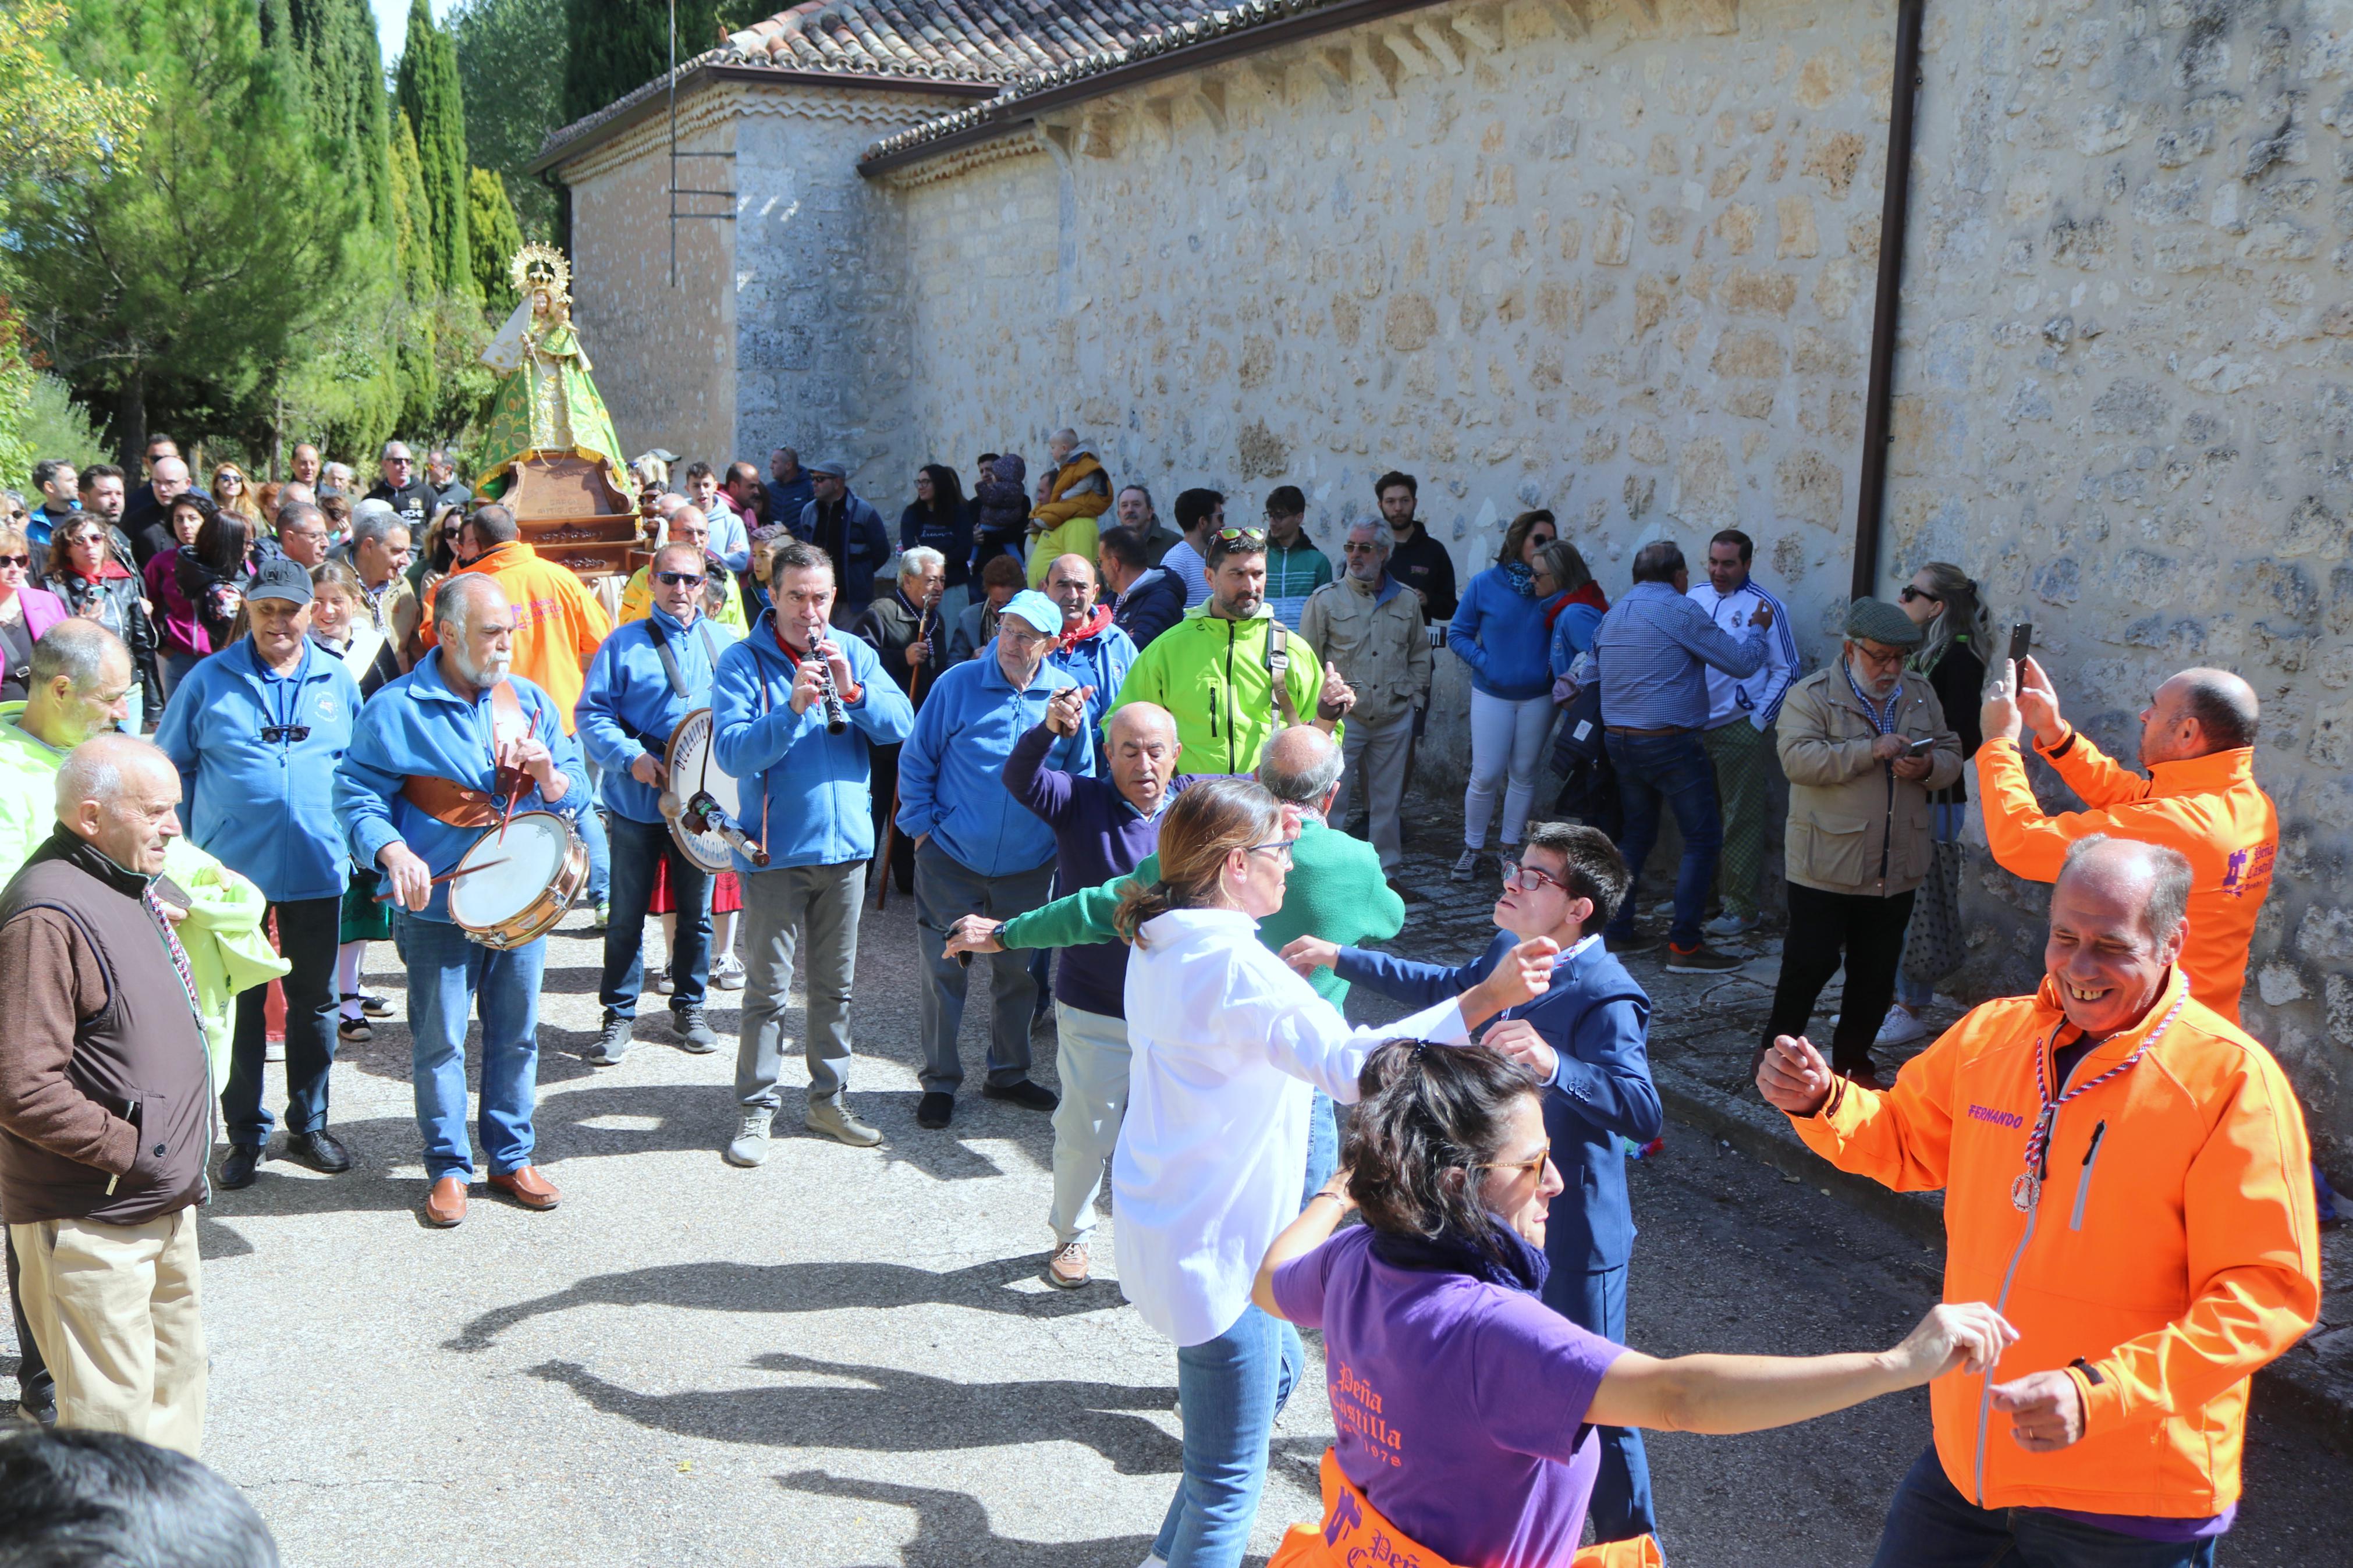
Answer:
[{"left": 1850, "top": 0, "right": 1928, "bottom": 602}]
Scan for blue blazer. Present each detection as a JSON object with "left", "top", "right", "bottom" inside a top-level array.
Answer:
[{"left": 1335, "top": 931, "right": 1660, "bottom": 1273}]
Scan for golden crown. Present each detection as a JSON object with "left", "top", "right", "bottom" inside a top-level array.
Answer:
[{"left": 509, "top": 243, "right": 572, "bottom": 300}]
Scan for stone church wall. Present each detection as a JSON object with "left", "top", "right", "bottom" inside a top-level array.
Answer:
[{"left": 876, "top": 0, "right": 2353, "bottom": 1155}]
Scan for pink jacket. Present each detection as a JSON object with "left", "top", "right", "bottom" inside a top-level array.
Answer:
[{"left": 0, "top": 588, "right": 69, "bottom": 687}]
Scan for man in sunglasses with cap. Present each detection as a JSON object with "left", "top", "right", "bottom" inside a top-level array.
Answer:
[
  {"left": 1110, "top": 522, "right": 1355, "bottom": 775},
  {"left": 576, "top": 543, "right": 741, "bottom": 1068},
  {"left": 154, "top": 557, "right": 365, "bottom": 1190}
]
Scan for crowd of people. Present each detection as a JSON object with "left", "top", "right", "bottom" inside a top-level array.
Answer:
[{"left": 0, "top": 424, "right": 2323, "bottom": 1568}]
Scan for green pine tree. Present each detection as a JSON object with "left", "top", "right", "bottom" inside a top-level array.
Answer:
[
  {"left": 449, "top": 0, "right": 566, "bottom": 239},
  {"left": 265, "top": 0, "right": 391, "bottom": 230},
  {"left": 467, "top": 168, "right": 527, "bottom": 313},
  {"left": 561, "top": 0, "right": 676, "bottom": 125},
  {"left": 397, "top": 0, "right": 473, "bottom": 300},
  {"left": 390, "top": 112, "right": 436, "bottom": 298}
]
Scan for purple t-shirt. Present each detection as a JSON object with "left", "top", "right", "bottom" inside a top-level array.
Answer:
[{"left": 1273, "top": 1226, "right": 1626, "bottom": 1568}]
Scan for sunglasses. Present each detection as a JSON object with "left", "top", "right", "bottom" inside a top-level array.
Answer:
[
  {"left": 1899, "top": 585, "right": 1942, "bottom": 605},
  {"left": 655, "top": 570, "right": 706, "bottom": 588},
  {"left": 1212, "top": 526, "right": 1268, "bottom": 549},
  {"left": 1474, "top": 1144, "right": 1553, "bottom": 1182},
  {"left": 0, "top": 554, "right": 28, "bottom": 569},
  {"left": 260, "top": 724, "right": 312, "bottom": 744}
]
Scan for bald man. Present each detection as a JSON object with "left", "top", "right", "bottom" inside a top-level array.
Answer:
[
  {"left": 1762, "top": 834, "right": 2316, "bottom": 1560},
  {"left": 1979, "top": 660, "right": 2276, "bottom": 1022}
]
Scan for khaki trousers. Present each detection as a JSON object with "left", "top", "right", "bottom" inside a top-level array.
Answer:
[{"left": 10, "top": 1207, "right": 206, "bottom": 1455}]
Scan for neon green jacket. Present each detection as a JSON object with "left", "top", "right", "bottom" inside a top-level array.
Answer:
[
  {"left": 1107, "top": 602, "right": 1333, "bottom": 776},
  {"left": 0, "top": 703, "right": 287, "bottom": 1082}
]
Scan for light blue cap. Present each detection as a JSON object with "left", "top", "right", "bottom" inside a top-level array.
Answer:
[{"left": 1001, "top": 589, "right": 1064, "bottom": 636}]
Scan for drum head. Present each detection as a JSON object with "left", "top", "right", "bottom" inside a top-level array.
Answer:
[
  {"left": 449, "top": 813, "right": 570, "bottom": 930},
  {"left": 665, "top": 708, "right": 743, "bottom": 873}
]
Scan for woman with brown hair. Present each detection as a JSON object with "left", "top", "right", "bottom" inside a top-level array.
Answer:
[
  {"left": 1112, "top": 776, "right": 1555, "bottom": 1568},
  {"left": 40, "top": 515, "right": 159, "bottom": 729},
  {"left": 0, "top": 522, "right": 70, "bottom": 702},
  {"left": 1446, "top": 509, "right": 1567, "bottom": 879},
  {"left": 211, "top": 461, "right": 262, "bottom": 524}
]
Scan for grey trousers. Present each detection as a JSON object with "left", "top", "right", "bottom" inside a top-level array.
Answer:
[
  {"left": 913, "top": 840, "right": 1055, "bottom": 1093},
  {"left": 735, "top": 859, "right": 866, "bottom": 1111},
  {"left": 1335, "top": 709, "right": 1414, "bottom": 872}
]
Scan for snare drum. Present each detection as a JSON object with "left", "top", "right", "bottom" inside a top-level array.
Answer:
[
  {"left": 661, "top": 707, "right": 745, "bottom": 873},
  {"left": 446, "top": 811, "right": 590, "bottom": 950}
]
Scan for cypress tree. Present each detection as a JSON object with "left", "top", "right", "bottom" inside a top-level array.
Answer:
[
  {"left": 270, "top": 0, "right": 391, "bottom": 230},
  {"left": 467, "top": 169, "right": 526, "bottom": 313},
  {"left": 562, "top": 0, "right": 676, "bottom": 126},
  {"left": 449, "top": 0, "right": 567, "bottom": 239},
  {"left": 397, "top": 0, "right": 473, "bottom": 300},
  {"left": 390, "top": 112, "right": 435, "bottom": 299}
]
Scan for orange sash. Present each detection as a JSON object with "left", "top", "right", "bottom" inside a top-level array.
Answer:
[{"left": 1268, "top": 1449, "right": 1664, "bottom": 1568}]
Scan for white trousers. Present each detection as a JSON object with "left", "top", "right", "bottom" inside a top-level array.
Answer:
[{"left": 1463, "top": 689, "right": 1555, "bottom": 849}]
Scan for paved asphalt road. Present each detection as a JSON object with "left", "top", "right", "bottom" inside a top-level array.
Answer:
[{"left": 6, "top": 887, "right": 2346, "bottom": 1565}]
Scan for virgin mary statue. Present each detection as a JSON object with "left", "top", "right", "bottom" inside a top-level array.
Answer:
[{"left": 475, "top": 244, "right": 628, "bottom": 497}]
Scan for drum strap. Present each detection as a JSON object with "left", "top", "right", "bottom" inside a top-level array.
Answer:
[
  {"left": 400, "top": 681, "right": 531, "bottom": 827},
  {"left": 644, "top": 615, "right": 721, "bottom": 701}
]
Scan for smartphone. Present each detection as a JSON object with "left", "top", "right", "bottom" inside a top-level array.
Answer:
[
  {"left": 1904, "top": 735, "right": 1937, "bottom": 756},
  {"left": 2007, "top": 621, "right": 2033, "bottom": 670}
]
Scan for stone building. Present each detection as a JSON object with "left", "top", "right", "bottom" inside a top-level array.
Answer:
[{"left": 538, "top": 0, "right": 2353, "bottom": 1160}]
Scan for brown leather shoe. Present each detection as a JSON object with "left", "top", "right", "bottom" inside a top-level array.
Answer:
[
  {"left": 487, "top": 1165, "right": 561, "bottom": 1211},
  {"left": 422, "top": 1175, "right": 468, "bottom": 1228}
]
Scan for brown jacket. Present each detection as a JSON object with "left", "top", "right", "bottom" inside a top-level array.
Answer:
[
  {"left": 0, "top": 829, "right": 213, "bottom": 1226},
  {"left": 1776, "top": 665, "right": 1961, "bottom": 897}
]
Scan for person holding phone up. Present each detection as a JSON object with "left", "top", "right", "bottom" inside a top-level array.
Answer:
[{"left": 1760, "top": 598, "right": 1960, "bottom": 1089}]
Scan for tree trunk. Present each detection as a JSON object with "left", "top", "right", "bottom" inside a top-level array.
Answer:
[{"left": 115, "top": 366, "right": 146, "bottom": 475}]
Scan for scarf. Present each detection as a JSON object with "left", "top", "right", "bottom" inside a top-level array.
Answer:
[
  {"left": 1501, "top": 561, "right": 1538, "bottom": 598},
  {"left": 1368, "top": 1217, "right": 1550, "bottom": 1297},
  {"left": 1056, "top": 602, "right": 1115, "bottom": 653},
  {"left": 1545, "top": 579, "right": 1607, "bottom": 632}
]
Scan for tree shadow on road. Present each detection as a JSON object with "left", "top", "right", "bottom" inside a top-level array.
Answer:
[
  {"left": 529, "top": 1351, "right": 1181, "bottom": 1473},
  {"left": 448, "top": 1253, "right": 1112, "bottom": 1351},
  {"left": 773, "top": 1469, "right": 1160, "bottom": 1566}
]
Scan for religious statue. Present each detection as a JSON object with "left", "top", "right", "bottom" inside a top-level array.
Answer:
[{"left": 475, "top": 244, "right": 627, "bottom": 498}]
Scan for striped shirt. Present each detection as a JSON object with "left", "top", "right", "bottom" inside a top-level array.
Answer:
[{"left": 1591, "top": 582, "right": 1769, "bottom": 731}]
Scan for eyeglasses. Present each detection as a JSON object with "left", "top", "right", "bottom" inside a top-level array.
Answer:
[
  {"left": 260, "top": 724, "right": 311, "bottom": 744},
  {"left": 1474, "top": 1144, "right": 1553, "bottom": 1182},
  {"left": 1212, "top": 526, "right": 1268, "bottom": 549},
  {"left": 1244, "top": 837, "right": 1296, "bottom": 867},
  {"left": 384, "top": 457, "right": 413, "bottom": 467},
  {"left": 655, "top": 571, "right": 706, "bottom": 588},
  {"left": 1899, "top": 585, "right": 1942, "bottom": 605},
  {"left": 0, "top": 555, "right": 28, "bottom": 569},
  {"left": 1500, "top": 859, "right": 1571, "bottom": 896}
]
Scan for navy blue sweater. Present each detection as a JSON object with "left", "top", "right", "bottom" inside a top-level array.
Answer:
[
  {"left": 1335, "top": 932, "right": 1660, "bottom": 1274},
  {"left": 1002, "top": 722, "right": 1195, "bottom": 1018}
]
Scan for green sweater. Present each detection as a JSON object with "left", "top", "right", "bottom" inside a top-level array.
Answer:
[{"left": 999, "top": 817, "right": 1404, "bottom": 1007}]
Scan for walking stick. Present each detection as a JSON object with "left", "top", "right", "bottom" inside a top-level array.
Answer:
[{"left": 875, "top": 602, "right": 934, "bottom": 911}]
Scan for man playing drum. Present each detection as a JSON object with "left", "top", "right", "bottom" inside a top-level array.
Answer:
[
  {"left": 576, "top": 543, "right": 739, "bottom": 1065},
  {"left": 334, "top": 574, "right": 589, "bottom": 1229}
]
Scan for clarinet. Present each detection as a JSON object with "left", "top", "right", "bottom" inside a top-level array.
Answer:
[{"left": 812, "top": 648, "right": 849, "bottom": 735}]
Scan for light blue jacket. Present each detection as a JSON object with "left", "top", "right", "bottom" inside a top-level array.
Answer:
[
  {"left": 155, "top": 638, "right": 364, "bottom": 904},
  {"left": 1447, "top": 567, "right": 1564, "bottom": 701},
  {"left": 575, "top": 607, "right": 739, "bottom": 825},
  {"left": 1549, "top": 601, "right": 1607, "bottom": 676},
  {"left": 1045, "top": 619, "right": 1138, "bottom": 758},
  {"left": 895, "top": 650, "right": 1093, "bottom": 877},
  {"left": 711, "top": 611, "right": 915, "bottom": 873},
  {"left": 332, "top": 649, "right": 588, "bottom": 923}
]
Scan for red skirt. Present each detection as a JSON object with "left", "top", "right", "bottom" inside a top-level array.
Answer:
[{"left": 649, "top": 856, "right": 741, "bottom": 915}]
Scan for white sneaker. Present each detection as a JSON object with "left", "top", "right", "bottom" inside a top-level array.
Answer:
[
  {"left": 1451, "top": 847, "right": 1480, "bottom": 880},
  {"left": 1874, "top": 1004, "right": 1929, "bottom": 1048},
  {"left": 1702, "top": 909, "right": 1759, "bottom": 939},
  {"left": 723, "top": 1108, "right": 772, "bottom": 1167},
  {"left": 712, "top": 954, "right": 746, "bottom": 991}
]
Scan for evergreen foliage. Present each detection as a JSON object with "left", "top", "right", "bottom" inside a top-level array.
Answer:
[
  {"left": 561, "top": 0, "right": 676, "bottom": 126},
  {"left": 262, "top": 0, "right": 389, "bottom": 229},
  {"left": 467, "top": 168, "right": 527, "bottom": 314},
  {"left": 448, "top": 0, "right": 565, "bottom": 239},
  {"left": 396, "top": 0, "right": 473, "bottom": 301}
]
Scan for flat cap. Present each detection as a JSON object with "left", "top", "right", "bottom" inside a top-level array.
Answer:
[
  {"left": 807, "top": 458, "right": 848, "bottom": 479},
  {"left": 1845, "top": 596, "right": 1922, "bottom": 648}
]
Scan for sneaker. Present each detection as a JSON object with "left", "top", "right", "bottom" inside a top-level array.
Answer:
[
  {"left": 670, "top": 1005, "right": 718, "bottom": 1053},
  {"left": 359, "top": 993, "right": 393, "bottom": 1019},
  {"left": 805, "top": 1099, "right": 883, "bottom": 1147},
  {"left": 337, "top": 1015, "right": 372, "bottom": 1044},
  {"left": 1874, "top": 1003, "right": 1929, "bottom": 1048},
  {"left": 1045, "top": 1239, "right": 1091, "bottom": 1289},
  {"left": 586, "top": 1014, "right": 633, "bottom": 1066},
  {"left": 591, "top": 900, "right": 611, "bottom": 931},
  {"left": 1450, "top": 847, "right": 1481, "bottom": 880},
  {"left": 1702, "top": 909, "right": 1760, "bottom": 940},
  {"left": 982, "top": 1079, "right": 1059, "bottom": 1113},
  {"left": 712, "top": 954, "right": 746, "bottom": 991},
  {"left": 654, "top": 965, "right": 675, "bottom": 996},
  {"left": 1664, "top": 942, "right": 1745, "bottom": 973},
  {"left": 915, "top": 1091, "right": 954, "bottom": 1129},
  {"left": 724, "top": 1108, "right": 773, "bottom": 1167},
  {"left": 265, "top": 1037, "right": 286, "bottom": 1064}
]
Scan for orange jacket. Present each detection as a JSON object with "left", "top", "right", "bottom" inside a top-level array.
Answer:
[
  {"left": 418, "top": 541, "right": 612, "bottom": 734},
  {"left": 1791, "top": 968, "right": 2318, "bottom": 1519},
  {"left": 1976, "top": 736, "right": 2275, "bottom": 1021}
]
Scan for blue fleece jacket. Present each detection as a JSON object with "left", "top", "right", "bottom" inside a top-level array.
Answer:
[
  {"left": 896, "top": 651, "right": 1091, "bottom": 878},
  {"left": 1335, "top": 931, "right": 1660, "bottom": 1272},
  {"left": 1447, "top": 567, "right": 1566, "bottom": 700},
  {"left": 1549, "top": 601, "right": 1606, "bottom": 676},
  {"left": 332, "top": 650, "right": 588, "bottom": 923},
  {"left": 155, "top": 638, "right": 364, "bottom": 904},
  {"left": 1002, "top": 721, "right": 1195, "bottom": 1018},
  {"left": 576, "top": 607, "right": 739, "bottom": 825},
  {"left": 711, "top": 612, "right": 915, "bottom": 873}
]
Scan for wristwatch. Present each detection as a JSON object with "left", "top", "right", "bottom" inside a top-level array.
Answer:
[{"left": 991, "top": 922, "right": 1010, "bottom": 945}]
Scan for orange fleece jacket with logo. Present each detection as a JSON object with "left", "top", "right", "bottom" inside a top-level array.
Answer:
[
  {"left": 1976, "top": 736, "right": 2275, "bottom": 1022},
  {"left": 418, "top": 540, "right": 612, "bottom": 734},
  {"left": 1791, "top": 969, "right": 2318, "bottom": 1519}
]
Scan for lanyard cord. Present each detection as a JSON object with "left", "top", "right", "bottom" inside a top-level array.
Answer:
[{"left": 2021, "top": 994, "right": 2186, "bottom": 1181}]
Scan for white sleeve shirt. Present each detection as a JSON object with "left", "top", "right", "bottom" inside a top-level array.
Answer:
[{"left": 1687, "top": 578, "right": 1798, "bottom": 730}]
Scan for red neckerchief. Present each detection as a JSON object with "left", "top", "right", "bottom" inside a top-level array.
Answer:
[
  {"left": 1543, "top": 579, "right": 1608, "bottom": 632},
  {"left": 1056, "top": 603, "right": 1115, "bottom": 652}
]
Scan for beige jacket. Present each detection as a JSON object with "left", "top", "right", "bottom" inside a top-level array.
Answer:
[
  {"left": 1776, "top": 666, "right": 1961, "bottom": 897},
  {"left": 1300, "top": 574, "right": 1431, "bottom": 731}
]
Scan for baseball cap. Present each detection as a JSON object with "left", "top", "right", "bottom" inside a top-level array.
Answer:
[
  {"left": 247, "top": 555, "right": 314, "bottom": 606},
  {"left": 1000, "top": 589, "right": 1063, "bottom": 636}
]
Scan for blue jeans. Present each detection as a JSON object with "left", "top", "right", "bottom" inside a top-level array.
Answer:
[
  {"left": 1603, "top": 732, "right": 1723, "bottom": 951},
  {"left": 1872, "top": 1446, "right": 2219, "bottom": 1568},
  {"left": 600, "top": 813, "right": 709, "bottom": 1018},
  {"left": 395, "top": 911, "right": 545, "bottom": 1182},
  {"left": 1301, "top": 1090, "right": 1338, "bottom": 1210},
  {"left": 1154, "top": 1304, "right": 1305, "bottom": 1567},
  {"left": 580, "top": 798, "right": 611, "bottom": 904},
  {"left": 1546, "top": 1263, "right": 1658, "bottom": 1542}
]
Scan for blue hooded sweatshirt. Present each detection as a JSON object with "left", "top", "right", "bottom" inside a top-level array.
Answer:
[
  {"left": 895, "top": 644, "right": 1092, "bottom": 878},
  {"left": 155, "top": 638, "right": 364, "bottom": 904},
  {"left": 1447, "top": 566, "right": 1566, "bottom": 701},
  {"left": 576, "top": 606, "right": 739, "bottom": 825},
  {"left": 332, "top": 648, "right": 588, "bottom": 923},
  {"left": 710, "top": 611, "right": 915, "bottom": 873}
]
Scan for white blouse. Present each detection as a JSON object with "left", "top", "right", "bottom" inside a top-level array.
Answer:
[{"left": 1112, "top": 907, "right": 1470, "bottom": 1347}]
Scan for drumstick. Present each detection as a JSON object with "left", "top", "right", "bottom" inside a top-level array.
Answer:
[
  {"left": 374, "top": 858, "right": 513, "bottom": 903},
  {"left": 496, "top": 739, "right": 521, "bottom": 845}
]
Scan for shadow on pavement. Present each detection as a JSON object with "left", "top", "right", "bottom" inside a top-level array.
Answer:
[
  {"left": 530, "top": 1352, "right": 1181, "bottom": 1473},
  {"left": 775, "top": 1470, "right": 1160, "bottom": 1566},
  {"left": 449, "top": 1254, "right": 1113, "bottom": 1351}
]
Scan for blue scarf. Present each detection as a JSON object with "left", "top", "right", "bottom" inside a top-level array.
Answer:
[
  {"left": 1502, "top": 561, "right": 1537, "bottom": 598},
  {"left": 1369, "top": 1217, "right": 1550, "bottom": 1296}
]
